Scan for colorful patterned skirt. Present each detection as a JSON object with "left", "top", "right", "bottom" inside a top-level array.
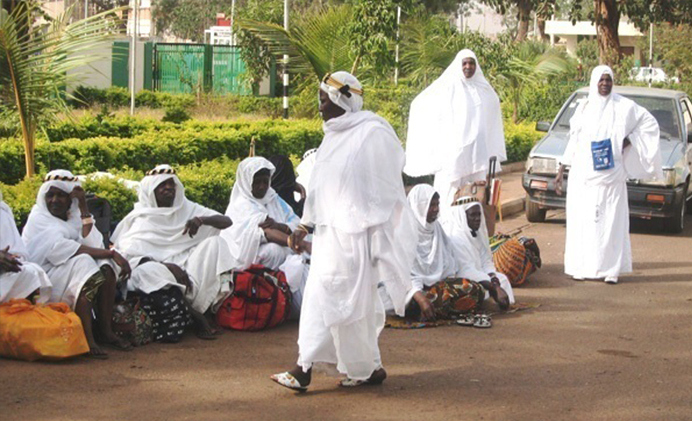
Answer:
[{"left": 419, "top": 278, "right": 485, "bottom": 320}]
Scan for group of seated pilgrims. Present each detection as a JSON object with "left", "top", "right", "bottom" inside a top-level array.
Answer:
[{"left": 0, "top": 151, "right": 515, "bottom": 358}]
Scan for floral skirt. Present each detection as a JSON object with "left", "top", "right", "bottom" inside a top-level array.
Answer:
[{"left": 408, "top": 278, "right": 485, "bottom": 320}]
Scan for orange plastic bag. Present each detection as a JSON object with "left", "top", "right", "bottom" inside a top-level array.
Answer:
[{"left": 0, "top": 299, "right": 89, "bottom": 361}]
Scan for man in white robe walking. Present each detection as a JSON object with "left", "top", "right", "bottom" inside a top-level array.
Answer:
[
  {"left": 405, "top": 49, "right": 506, "bottom": 211},
  {"left": 555, "top": 66, "right": 662, "bottom": 284},
  {"left": 271, "top": 71, "right": 416, "bottom": 392}
]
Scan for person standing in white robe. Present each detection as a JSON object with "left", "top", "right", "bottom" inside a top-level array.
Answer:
[
  {"left": 221, "top": 156, "right": 309, "bottom": 317},
  {"left": 0, "top": 189, "right": 51, "bottom": 303},
  {"left": 443, "top": 197, "right": 515, "bottom": 309},
  {"left": 271, "top": 71, "right": 417, "bottom": 392},
  {"left": 112, "top": 165, "right": 235, "bottom": 339},
  {"left": 405, "top": 49, "right": 506, "bottom": 210},
  {"left": 555, "top": 66, "right": 662, "bottom": 284},
  {"left": 22, "top": 170, "right": 132, "bottom": 357}
]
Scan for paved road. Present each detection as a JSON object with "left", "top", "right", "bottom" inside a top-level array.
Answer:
[{"left": 2, "top": 212, "right": 691, "bottom": 421}]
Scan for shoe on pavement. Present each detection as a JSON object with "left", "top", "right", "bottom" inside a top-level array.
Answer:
[{"left": 604, "top": 276, "right": 618, "bottom": 284}]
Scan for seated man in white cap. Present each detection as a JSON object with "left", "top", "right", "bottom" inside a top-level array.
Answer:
[
  {"left": 271, "top": 71, "right": 416, "bottom": 392},
  {"left": 0, "top": 188, "right": 52, "bottom": 304},
  {"left": 22, "top": 170, "right": 133, "bottom": 358},
  {"left": 442, "top": 196, "right": 514, "bottom": 310},
  {"left": 221, "top": 156, "right": 309, "bottom": 318},
  {"left": 112, "top": 165, "right": 235, "bottom": 340}
]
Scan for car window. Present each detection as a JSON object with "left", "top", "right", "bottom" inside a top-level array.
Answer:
[
  {"left": 554, "top": 93, "right": 681, "bottom": 140},
  {"left": 681, "top": 98, "right": 692, "bottom": 127}
]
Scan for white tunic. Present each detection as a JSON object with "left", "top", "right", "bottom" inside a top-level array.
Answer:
[
  {"left": 561, "top": 66, "right": 662, "bottom": 279},
  {"left": 112, "top": 169, "right": 234, "bottom": 313},
  {"left": 22, "top": 173, "right": 116, "bottom": 309},
  {"left": 405, "top": 49, "right": 506, "bottom": 209},
  {"left": 297, "top": 79, "right": 417, "bottom": 380},
  {"left": 0, "top": 193, "right": 51, "bottom": 303}
]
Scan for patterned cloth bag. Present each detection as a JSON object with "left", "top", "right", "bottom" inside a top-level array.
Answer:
[
  {"left": 111, "top": 297, "right": 153, "bottom": 347},
  {"left": 425, "top": 278, "right": 485, "bottom": 319}
]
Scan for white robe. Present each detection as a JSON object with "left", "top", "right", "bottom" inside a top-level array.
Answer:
[
  {"left": 442, "top": 201, "right": 515, "bottom": 305},
  {"left": 22, "top": 173, "right": 117, "bottom": 309},
  {"left": 405, "top": 49, "right": 506, "bottom": 209},
  {"left": 561, "top": 66, "right": 662, "bottom": 279},
  {"left": 0, "top": 194, "right": 51, "bottom": 303},
  {"left": 297, "top": 85, "right": 417, "bottom": 380},
  {"left": 112, "top": 169, "right": 234, "bottom": 313}
]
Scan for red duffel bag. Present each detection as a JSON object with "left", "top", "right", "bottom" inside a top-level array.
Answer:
[{"left": 216, "top": 265, "right": 292, "bottom": 331}]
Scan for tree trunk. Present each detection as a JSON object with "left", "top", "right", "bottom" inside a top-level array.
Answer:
[
  {"left": 515, "top": 0, "right": 533, "bottom": 42},
  {"left": 537, "top": 18, "right": 549, "bottom": 42},
  {"left": 594, "top": 0, "right": 621, "bottom": 66}
]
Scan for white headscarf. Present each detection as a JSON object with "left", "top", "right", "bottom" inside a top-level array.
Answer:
[
  {"left": 405, "top": 49, "right": 506, "bottom": 179},
  {"left": 22, "top": 170, "right": 85, "bottom": 267},
  {"left": 407, "top": 184, "right": 458, "bottom": 289},
  {"left": 112, "top": 165, "right": 220, "bottom": 262},
  {"left": 220, "top": 157, "right": 299, "bottom": 270},
  {"left": 562, "top": 66, "right": 663, "bottom": 183},
  {"left": 320, "top": 71, "right": 364, "bottom": 113},
  {"left": 0, "top": 188, "right": 28, "bottom": 260}
]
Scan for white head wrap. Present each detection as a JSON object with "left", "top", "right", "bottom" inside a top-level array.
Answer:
[
  {"left": 320, "top": 71, "right": 364, "bottom": 113},
  {"left": 405, "top": 49, "right": 506, "bottom": 178},
  {"left": 112, "top": 165, "right": 220, "bottom": 262},
  {"left": 407, "top": 184, "right": 458, "bottom": 288},
  {"left": 226, "top": 157, "right": 278, "bottom": 221},
  {"left": 22, "top": 170, "right": 84, "bottom": 267}
]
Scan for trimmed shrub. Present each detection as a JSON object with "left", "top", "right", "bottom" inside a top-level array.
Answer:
[
  {"left": 505, "top": 121, "right": 543, "bottom": 163},
  {"left": 162, "top": 106, "right": 192, "bottom": 124},
  {"left": 0, "top": 119, "right": 323, "bottom": 185}
]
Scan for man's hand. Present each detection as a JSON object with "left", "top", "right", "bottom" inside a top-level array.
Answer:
[
  {"left": 555, "top": 165, "right": 565, "bottom": 196},
  {"left": 0, "top": 246, "right": 22, "bottom": 273},
  {"left": 164, "top": 263, "right": 193, "bottom": 292},
  {"left": 258, "top": 217, "right": 277, "bottom": 230},
  {"left": 183, "top": 217, "right": 204, "bottom": 238},
  {"left": 288, "top": 229, "right": 308, "bottom": 253},
  {"left": 413, "top": 290, "right": 435, "bottom": 321},
  {"left": 111, "top": 250, "right": 131, "bottom": 285}
]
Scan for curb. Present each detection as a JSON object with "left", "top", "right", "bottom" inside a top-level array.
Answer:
[
  {"left": 503, "top": 161, "right": 526, "bottom": 173},
  {"left": 499, "top": 196, "right": 525, "bottom": 219}
]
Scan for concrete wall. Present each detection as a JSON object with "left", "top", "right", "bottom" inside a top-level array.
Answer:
[{"left": 66, "top": 42, "right": 113, "bottom": 92}]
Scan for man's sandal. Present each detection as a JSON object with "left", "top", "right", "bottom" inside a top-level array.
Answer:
[
  {"left": 339, "top": 368, "right": 386, "bottom": 387},
  {"left": 473, "top": 314, "right": 492, "bottom": 328},
  {"left": 456, "top": 314, "right": 475, "bottom": 326},
  {"left": 270, "top": 372, "right": 308, "bottom": 393}
]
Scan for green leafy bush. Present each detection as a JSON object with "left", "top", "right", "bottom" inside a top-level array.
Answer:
[
  {"left": 162, "top": 106, "right": 192, "bottom": 124},
  {"left": 235, "top": 96, "right": 282, "bottom": 117},
  {"left": 504, "top": 121, "right": 543, "bottom": 163}
]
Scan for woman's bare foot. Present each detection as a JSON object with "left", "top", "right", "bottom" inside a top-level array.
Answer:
[
  {"left": 190, "top": 308, "right": 218, "bottom": 340},
  {"left": 87, "top": 341, "right": 108, "bottom": 359}
]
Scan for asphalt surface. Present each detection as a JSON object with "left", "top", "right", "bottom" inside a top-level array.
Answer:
[{"left": 1, "top": 211, "right": 691, "bottom": 421}]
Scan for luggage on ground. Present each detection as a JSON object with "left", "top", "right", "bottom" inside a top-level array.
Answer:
[
  {"left": 216, "top": 265, "right": 292, "bottom": 331},
  {"left": 112, "top": 296, "right": 153, "bottom": 347},
  {"left": 139, "top": 287, "right": 191, "bottom": 343}
]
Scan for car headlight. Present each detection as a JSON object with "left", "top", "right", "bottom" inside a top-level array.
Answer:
[
  {"left": 633, "top": 168, "right": 677, "bottom": 187},
  {"left": 527, "top": 157, "right": 558, "bottom": 175}
]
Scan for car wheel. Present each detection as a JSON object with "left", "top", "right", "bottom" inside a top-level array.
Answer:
[
  {"left": 663, "top": 183, "right": 687, "bottom": 233},
  {"left": 525, "top": 195, "right": 546, "bottom": 223}
]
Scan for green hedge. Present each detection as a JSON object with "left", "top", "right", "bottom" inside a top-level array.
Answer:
[
  {"left": 69, "top": 86, "right": 196, "bottom": 110},
  {"left": 0, "top": 119, "right": 322, "bottom": 185},
  {"left": 1, "top": 158, "right": 240, "bottom": 229}
]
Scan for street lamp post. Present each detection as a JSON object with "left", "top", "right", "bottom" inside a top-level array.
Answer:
[
  {"left": 394, "top": 6, "right": 400, "bottom": 86},
  {"left": 283, "top": 0, "right": 289, "bottom": 119},
  {"left": 130, "top": 0, "right": 138, "bottom": 116}
]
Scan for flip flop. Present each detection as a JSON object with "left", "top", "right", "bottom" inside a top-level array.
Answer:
[
  {"left": 456, "top": 314, "right": 475, "bottom": 326},
  {"left": 271, "top": 372, "right": 308, "bottom": 393},
  {"left": 339, "top": 368, "right": 387, "bottom": 387},
  {"left": 473, "top": 314, "right": 492, "bottom": 329}
]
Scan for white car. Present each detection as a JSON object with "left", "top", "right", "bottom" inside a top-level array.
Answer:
[{"left": 630, "top": 67, "right": 680, "bottom": 84}]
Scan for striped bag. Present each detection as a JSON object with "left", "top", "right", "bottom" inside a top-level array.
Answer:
[{"left": 491, "top": 236, "right": 542, "bottom": 287}]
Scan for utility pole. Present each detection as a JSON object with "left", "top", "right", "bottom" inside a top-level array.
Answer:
[
  {"left": 130, "top": 0, "right": 138, "bottom": 116},
  {"left": 394, "top": 6, "right": 401, "bottom": 85},
  {"left": 283, "top": 0, "right": 289, "bottom": 119},
  {"left": 648, "top": 22, "right": 653, "bottom": 88}
]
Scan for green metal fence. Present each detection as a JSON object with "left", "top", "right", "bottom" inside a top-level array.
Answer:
[{"left": 152, "top": 43, "right": 250, "bottom": 95}]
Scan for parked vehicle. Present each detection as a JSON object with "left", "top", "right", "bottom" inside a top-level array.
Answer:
[
  {"left": 523, "top": 86, "right": 692, "bottom": 233},
  {"left": 629, "top": 67, "right": 679, "bottom": 84}
]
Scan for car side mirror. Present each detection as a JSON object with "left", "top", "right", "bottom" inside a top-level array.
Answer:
[{"left": 535, "top": 121, "right": 551, "bottom": 132}]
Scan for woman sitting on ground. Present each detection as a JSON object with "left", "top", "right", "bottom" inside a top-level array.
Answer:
[
  {"left": 22, "top": 170, "right": 132, "bottom": 358},
  {"left": 378, "top": 184, "right": 485, "bottom": 322},
  {"left": 442, "top": 196, "right": 515, "bottom": 311},
  {"left": 221, "top": 157, "right": 310, "bottom": 315}
]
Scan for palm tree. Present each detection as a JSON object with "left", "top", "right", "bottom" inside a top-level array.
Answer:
[
  {"left": 236, "top": 5, "right": 354, "bottom": 82},
  {"left": 0, "top": 3, "right": 120, "bottom": 177},
  {"left": 497, "top": 41, "right": 571, "bottom": 123}
]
